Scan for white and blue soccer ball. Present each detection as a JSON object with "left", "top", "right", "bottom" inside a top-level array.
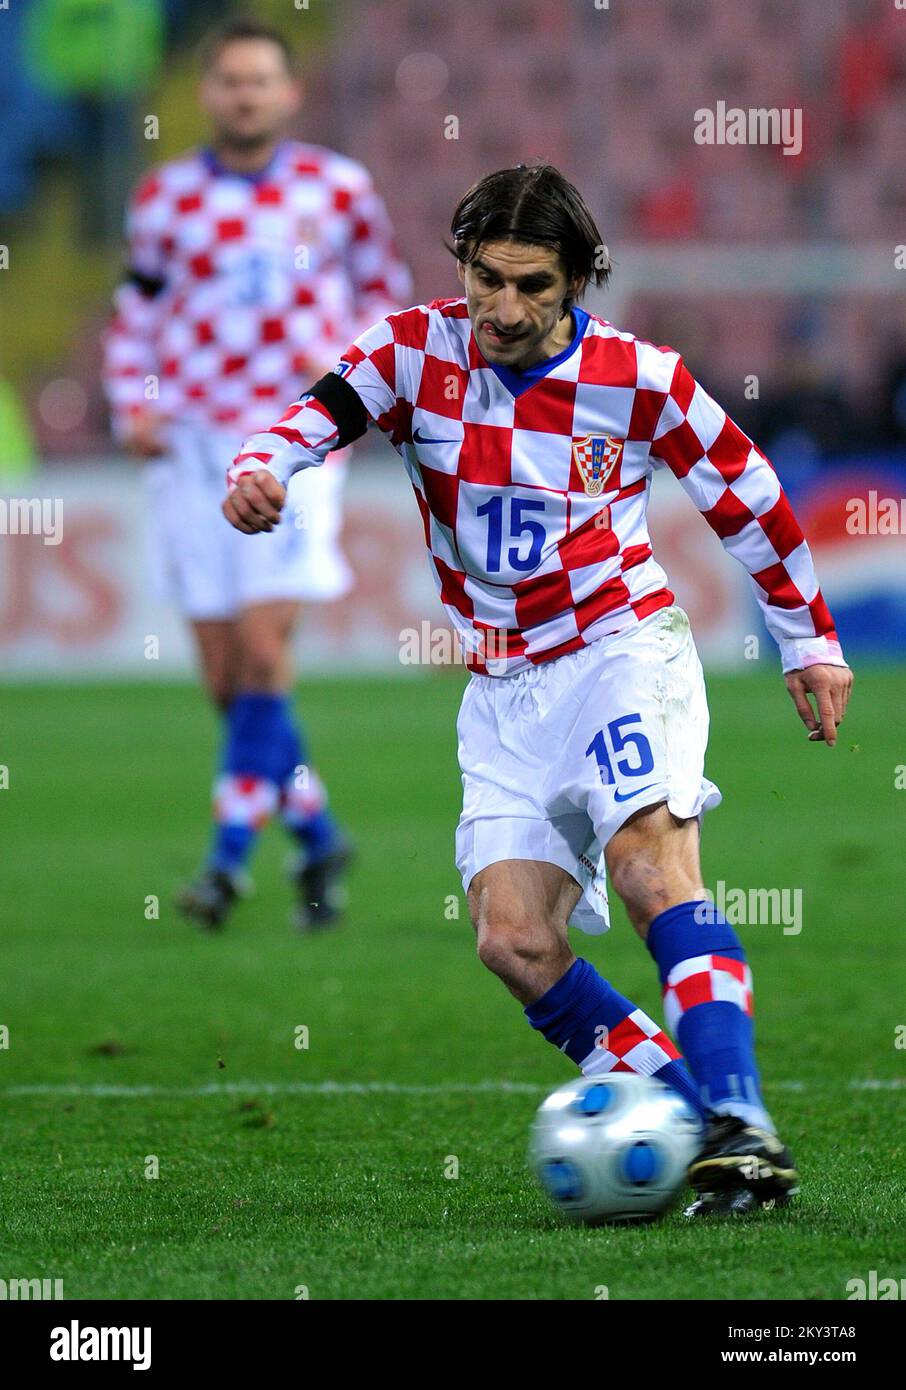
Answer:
[{"left": 529, "top": 1073, "right": 703, "bottom": 1225}]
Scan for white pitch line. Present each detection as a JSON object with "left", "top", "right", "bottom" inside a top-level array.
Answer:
[
  {"left": 0, "top": 1079, "right": 902, "bottom": 1099},
  {"left": 0, "top": 1080, "right": 543, "bottom": 1098}
]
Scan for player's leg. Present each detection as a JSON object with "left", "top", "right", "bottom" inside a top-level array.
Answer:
[
  {"left": 605, "top": 804, "right": 799, "bottom": 1213},
  {"left": 231, "top": 456, "right": 354, "bottom": 929},
  {"left": 467, "top": 857, "right": 577, "bottom": 1003},
  {"left": 233, "top": 598, "right": 351, "bottom": 931},
  {"left": 144, "top": 427, "right": 257, "bottom": 928},
  {"left": 587, "top": 609, "right": 799, "bottom": 1213},
  {"left": 180, "top": 599, "right": 346, "bottom": 927},
  {"left": 235, "top": 596, "right": 300, "bottom": 691},
  {"left": 606, "top": 802, "right": 772, "bottom": 1128},
  {"left": 174, "top": 619, "right": 251, "bottom": 927},
  {"left": 191, "top": 619, "right": 238, "bottom": 712},
  {"left": 175, "top": 433, "right": 350, "bottom": 929},
  {"left": 467, "top": 857, "right": 705, "bottom": 1117},
  {"left": 195, "top": 600, "right": 299, "bottom": 900}
]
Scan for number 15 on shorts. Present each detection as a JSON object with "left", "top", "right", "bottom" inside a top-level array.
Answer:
[{"left": 586, "top": 714, "right": 655, "bottom": 798}]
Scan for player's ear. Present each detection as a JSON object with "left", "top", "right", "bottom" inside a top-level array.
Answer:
[{"left": 456, "top": 259, "right": 466, "bottom": 286}]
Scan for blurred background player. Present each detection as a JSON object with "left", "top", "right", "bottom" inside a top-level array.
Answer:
[{"left": 102, "top": 17, "right": 412, "bottom": 930}]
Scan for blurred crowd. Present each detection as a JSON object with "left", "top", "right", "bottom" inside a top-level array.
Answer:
[{"left": 2, "top": 0, "right": 906, "bottom": 468}]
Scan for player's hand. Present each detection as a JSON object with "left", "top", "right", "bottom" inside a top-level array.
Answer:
[
  {"left": 222, "top": 469, "right": 287, "bottom": 533},
  {"left": 121, "top": 408, "right": 166, "bottom": 459},
  {"left": 784, "top": 663, "right": 853, "bottom": 747}
]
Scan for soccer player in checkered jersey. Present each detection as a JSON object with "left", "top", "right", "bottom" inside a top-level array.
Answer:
[
  {"left": 222, "top": 165, "right": 852, "bottom": 1215},
  {"left": 103, "top": 20, "right": 412, "bottom": 931}
]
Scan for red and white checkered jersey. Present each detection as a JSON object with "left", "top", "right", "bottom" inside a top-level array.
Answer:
[
  {"left": 230, "top": 297, "right": 847, "bottom": 677},
  {"left": 103, "top": 140, "right": 411, "bottom": 439}
]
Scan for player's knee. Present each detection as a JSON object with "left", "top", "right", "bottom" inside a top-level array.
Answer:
[
  {"left": 610, "top": 854, "right": 656, "bottom": 916},
  {"left": 237, "top": 641, "right": 284, "bottom": 691},
  {"left": 475, "top": 912, "right": 557, "bottom": 979}
]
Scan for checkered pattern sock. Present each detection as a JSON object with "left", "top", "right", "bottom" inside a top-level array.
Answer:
[
  {"left": 208, "top": 693, "right": 285, "bottom": 873},
  {"left": 525, "top": 958, "right": 707, "bottom": 1118},
  {"left": 276, "top": 705, "right": 341, "bottom": 863},
  {"left": 647, "top": 900, "right": 772, "bottom": 1131}
]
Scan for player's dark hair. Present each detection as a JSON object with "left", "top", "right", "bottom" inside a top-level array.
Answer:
[
  {"left": 449, "top": 164, "right": 611, "bottom": 315},
  {"left": 199, "top": 17, "right": 297, "bottom": 75}
]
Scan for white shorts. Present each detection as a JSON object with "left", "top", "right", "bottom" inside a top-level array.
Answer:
[
  {"left": 455, "top": 605, "right": 722, "bottom": 935},
  {"left": 143, "top": 423, "right": 353, "bottom": 620}
]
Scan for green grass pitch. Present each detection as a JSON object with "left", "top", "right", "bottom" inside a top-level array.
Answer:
[{"left": 1, "top": 669, "right": 903, "bottom": 1300}]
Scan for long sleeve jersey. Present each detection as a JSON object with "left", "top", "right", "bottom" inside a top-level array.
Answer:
[
  {"left": 229, "top": 297, "right": 847, "bottom": 677},
  {"left": 103, "top": 140, "right": 412, "bottom": 439}
]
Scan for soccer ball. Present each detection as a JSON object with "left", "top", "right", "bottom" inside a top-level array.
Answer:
[{"left": 529, "top": 1073, "right": 703, "bottom": 1225}]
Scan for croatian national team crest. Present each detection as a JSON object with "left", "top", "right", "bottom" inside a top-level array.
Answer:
[{"left": 571, "top": 434, "right": 624, "bottom": 497}]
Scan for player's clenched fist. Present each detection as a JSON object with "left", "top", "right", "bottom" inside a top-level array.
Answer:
[{"left": 223, "top": 469, "right": 287, "bottom": 533}]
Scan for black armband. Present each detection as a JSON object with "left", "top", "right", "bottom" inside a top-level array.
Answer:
[
  {"left": 127, "top": 267, "right": 167, "bottom": 298},
  {"left": 304, "top": 370, "right": 369, "bottom": 448}
]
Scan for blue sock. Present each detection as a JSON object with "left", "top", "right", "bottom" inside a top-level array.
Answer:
[
  {"left": 211, "top": 823, "right": 257, "bottom": 873},
  {"left": 646, "top": 900, "right": 772, "bottom": 1130},
  {"left": 208, "top": 693, "right": 288, "bottom": 873},
  {"left": 276, "top": 700, "right": 340, "bottom": 862},
  {"left": 525, "top": 958, "right": 706, "bottom": 1118}
]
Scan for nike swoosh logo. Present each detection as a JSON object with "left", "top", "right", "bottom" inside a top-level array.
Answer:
[
  {"left": 413, "top": 426, "right": 460, "bottom": 445},
  {"left": 613, "top": 782, "right": 659, "bottom": 803}
]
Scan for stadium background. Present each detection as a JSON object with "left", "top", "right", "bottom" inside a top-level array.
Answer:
[
  {"left": 3, "top": 0, "right": 906, "bottom": 672},
  {"left": 1, "top": 0, "right": 904, "bottom": 1303}
]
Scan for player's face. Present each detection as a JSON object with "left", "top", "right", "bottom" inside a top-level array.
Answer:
[
  {"left": 458, "top": 241, "right": 580, "bottom": 369},
  {"left": 201, "top": 40, "right": 301, "bottom": 150}
]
